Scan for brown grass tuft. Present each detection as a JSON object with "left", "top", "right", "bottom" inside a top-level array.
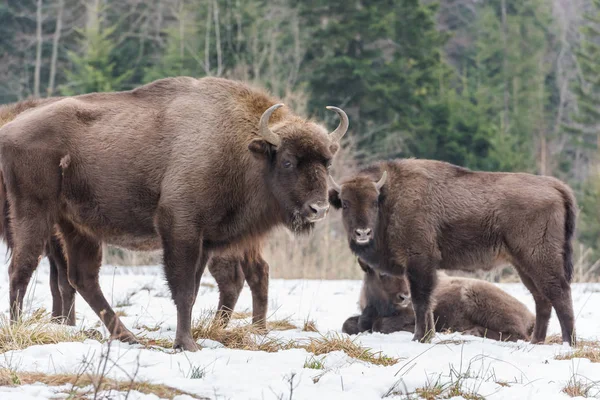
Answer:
[
  {"left": 230, "top": 311, "right": 253, "bottom": 320},
  {"left": 0, "top": 368, "right": 202, "bottom": 399},
  {"left": 298, "top": 333, "right": 398, "bottom": 366},
  {"left": 553, "top": 337, "right": 600, "bottom": 363},
  {"left": 415, "top": 384, "right": 444, "bottom": 399},
  {"left": 0, "top": 310, "right": 88, "bottom": 352},
  {"left": 556, "top": 347, "right": 600, "bottom": 363},
  {"left": 562, "top": 375, "right": 598, "bottom": 398},
  {"left": 191, "top": 313, "right": 287, "bottom": 352},
  {"left": 267, "top": 318, "right": 298, "bottom": 331},
  {"left": 302, "top": 319, "right": 318, "bottom": 332}
]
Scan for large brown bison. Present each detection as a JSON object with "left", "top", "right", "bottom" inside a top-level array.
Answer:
[
  {"left": 343, "top": 263, "right": 535, "bottom": 342},
  {"left": 329, "top": 159, "right": 577, "bottom": 345},
  {"left": 0, "top": 77, "right": 348, "bottom": 351}
]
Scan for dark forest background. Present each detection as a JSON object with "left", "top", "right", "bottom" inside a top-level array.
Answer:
[{"left": 1, "top": 0, "right": 598, "bottom": 279}]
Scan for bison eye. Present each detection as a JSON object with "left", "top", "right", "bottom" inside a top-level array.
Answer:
[
  {"left": 342, "top": 201, "right": 348, "bottom": 209},
  {"left": 372, "top": 201, "right": 378, "bottom": 208},
  {"left": 283, "top": 160, "right": 292, "bottom": 168}
]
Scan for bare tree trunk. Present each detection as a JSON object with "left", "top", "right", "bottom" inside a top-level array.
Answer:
[
  {"left": 213, "top": 0, "right": 222, "bottom": 76},
  {"left": 34, "top": 0, "right": 43, "bottom": 98},
  {"left": 48, "top": 0, "right": 64, "bottom": 96},
  {"left": 501, "top": 0, "right": 509, "bottom": 134},
  {"left": 204, "top": 1, "right": 212, "bottom": 75},
  {"left": 179, "top": 1, "right": 184, "bottom": 75}
]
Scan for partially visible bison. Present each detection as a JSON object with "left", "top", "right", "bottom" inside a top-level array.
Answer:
[
  {"left": 343, "top": 263, "right": 535, "bottom": 342},
  {"left": 329, "top": 159, "right": 576, "bottom": 345},
  {"left": 0, "top": 77, "right": 348, "bottom": 351},
  {"left": 0, "top": 98, "right": 76, "bottom": 326}
]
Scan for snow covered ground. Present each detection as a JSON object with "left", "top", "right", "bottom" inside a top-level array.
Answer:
[{"left": 0, "top": 250, "right": 599, "bottom": 400}]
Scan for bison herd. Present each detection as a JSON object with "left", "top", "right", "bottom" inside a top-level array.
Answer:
[{"left": 0, "top": 77, "right": 577, "bottom": 351}]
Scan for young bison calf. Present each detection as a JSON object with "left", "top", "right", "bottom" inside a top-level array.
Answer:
[
  {"left": 329, "top": 159, "right": 576, "bottom": 345},
  {"left": 343, "top": 263, "right": 535, "bottom": 342}
]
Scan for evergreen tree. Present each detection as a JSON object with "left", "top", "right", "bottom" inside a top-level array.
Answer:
[
  {"left": 564, "top": 0, "right": 600, "bottom": 178},
  {"left": 60, "top": 3, "right": 132, "bottom": 95}
]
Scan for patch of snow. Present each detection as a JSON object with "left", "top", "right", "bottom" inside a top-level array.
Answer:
[{"left": 0, "top": 246, "right": 599, "bottom": 399}]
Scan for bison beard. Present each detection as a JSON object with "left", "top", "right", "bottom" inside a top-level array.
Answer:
[
  {"left": 329, "top": 158, "right": 577, "bottom": 346},
  {"left": 0, "top": 77, "right": 348, "bottom": 352}
]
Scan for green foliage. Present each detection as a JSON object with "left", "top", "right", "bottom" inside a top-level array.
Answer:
[
  {"left": 60, "top": 5, "right": 132, "bottom": 95},
  {"left": 0, "top": 0, "right": 598, "bottom": 270},
  {"left": 578, "top": 173, "right": 600, "bottom": 260}
]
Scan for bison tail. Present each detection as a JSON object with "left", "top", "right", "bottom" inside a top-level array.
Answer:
[
  {"left": 556, "top": 183, "right": 577, "bottom": 283},
  {"left": 0, "top": 170, "right": 13, "bottom": 257}
]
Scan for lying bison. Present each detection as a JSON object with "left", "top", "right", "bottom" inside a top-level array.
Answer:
[
  {"left": 0, "top": 77, "right": 348, "bottom": 351},
  {"left": 343, "top": 262, "right": 535, "bottom": 341},
  {"left": 329, "top": 159, "right": 576, "bottom": 345}
]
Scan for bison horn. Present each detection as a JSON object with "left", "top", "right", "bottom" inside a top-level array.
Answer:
[
  {"left": 326, "top": 106, "right": 349, "bottom": 143},
  {"left": 329, "top": 175, "right": 342, "bottom": 193},
  {"left": 259, "top": 103, "right": 284, "bottom": 147},
  {"left": 375, "top": 171, "right": 387, "bottom": 191}
]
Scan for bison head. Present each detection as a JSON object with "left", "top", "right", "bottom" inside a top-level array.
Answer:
[
  {"left": 328, "top": 171, "right": 387, "bottom": 246},
  {"left": 248, "top": 104, "right": 348, "bottom": 233},
  {"left": 359, "top": 259, "right": 411, "bottom": 314}
]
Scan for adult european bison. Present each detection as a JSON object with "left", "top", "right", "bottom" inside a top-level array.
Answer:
[
  {"left": 329, "top": 159, "right": 576, "bottom": 345},
  {"left": 0, "top": 77, "right": 348, "bottom": 351},
  {"left": 343, "top": 263, "right": 535, "bottom": 342},
  {"left": 0, "top": 98, "right": 77, "bottom": 325}
]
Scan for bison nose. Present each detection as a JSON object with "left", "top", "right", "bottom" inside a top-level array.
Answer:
[
  {"left": 308, "top": 202, "right": 329, "bottom": 221},
  {"left": 397, "top": 293, "right": 411, "bottom": 307},
  {"left": 354, "top": 228, "right": 372, "bottom": 237}
]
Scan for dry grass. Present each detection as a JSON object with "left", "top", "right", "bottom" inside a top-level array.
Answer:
[
  {"left": 556, "top": 347, "right": 600, "bottom": 363},
  {"left": 552, "top": 336, "right": 600, "bottom": 363},
  {"left": 267, "top": 318, "right": 298, "bottom": 331},
  {"left": 415, "top": 384, "right": 444, "bottom": 399},
  {"left": 0, "top": 368, "right": 203, "bottom": 399},
  {"left": 191, "top": 313, "right": 288, "bottom": 353},
  {"left": 191, "top": 312, "right": 397, "bottom": 365},
  {"left": 297, "top": 333, "right": 398, "bottom": 366},
  {"left": 562, "top": 375, "right": 599, "bottom": 398},
  {"left": 0, "top": 310, "right": 88, "bottom": 352},
  {"left": 230, "top": 311, "right": 253, "bottom": 320},
  {"left": 302, "top": 319, "right": 318, "bottom": 332}
]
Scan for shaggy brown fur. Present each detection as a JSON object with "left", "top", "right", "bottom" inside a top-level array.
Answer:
[
  {"left": 0, "top": 98, "right": 76, "bottom": 325},
  {"left": 343, "top": 267, "right": 535, "bottom": 341},
  {"left": 330, "top": 159, "right": 577, "bottom": 345},
  {"left": 0, "top": 77, "right": 347, "bottom": 351}
]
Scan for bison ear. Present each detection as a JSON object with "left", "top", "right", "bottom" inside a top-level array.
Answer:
[
  {"left": 358, "top": 258, "right": 371, "bottom": 273},
  {"left": 248, "top": 139, "right": 274, "bottom": 158},
  {"left": 328, "top": 188, "right": 342, "bottom": 209}
]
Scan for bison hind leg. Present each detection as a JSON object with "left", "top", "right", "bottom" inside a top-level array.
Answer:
[{"left": 209, "top": 256, "right": 245, "bottom": 328}]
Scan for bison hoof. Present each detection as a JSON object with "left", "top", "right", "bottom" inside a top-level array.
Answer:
[
  {"left": 111, "top": 330, "right": 139, "bottom": 345},
  {"left": 174, "top": 336, "right": 199, "bottom": 352},
  {"left": 412, "top": 331, "right": 434, "bottom": 343}
]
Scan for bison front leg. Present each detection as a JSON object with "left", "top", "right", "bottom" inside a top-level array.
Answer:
[
  {"left": 357, "top": 304, "right": 378, "bottom": 332},
  {"left": 241, "top": 254, "right": 269, "bottom": 330},
  {"left": 158, "top": 214, "right": 204, "bottom": 352},
  {"left": 61, "top": 224, "right": 136, "bottom": 344},
  {"left": 209, "top": 256, "right": 245, "bottom": 328},
  {"left": 407, "top": 257, "right": 438, "bottom": 343}
]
